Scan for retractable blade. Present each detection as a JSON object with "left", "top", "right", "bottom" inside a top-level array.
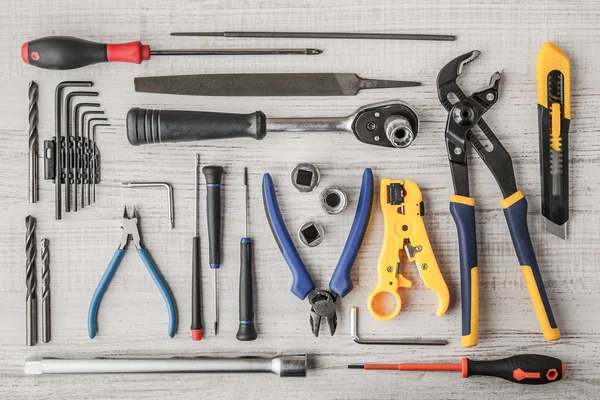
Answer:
[
  {"left": 536, "top": 42, "right": 571, "bottom": 239},
  {"left": 134, "top": 73, "right": 420, "bottom": 97}
]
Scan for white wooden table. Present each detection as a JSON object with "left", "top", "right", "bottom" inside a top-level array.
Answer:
[{"left": 1, "top": 1, "right": 598, "bottom": 398}]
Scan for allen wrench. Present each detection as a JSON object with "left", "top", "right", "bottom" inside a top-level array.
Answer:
[
  {"left": 85, "top": 117, "right": 107, "bottom": 205},
  {"left": 121, "top": 182, "right": 174, "bottom": 229},
  {"left": 64, "top": 90, "right": 98, "bottom": 212},
  {"left": 80, "top": 112, "right": 105, "bottom": 209},
  {"left": 73, "top": 103, "right": 101, "bottom": 211},
  {"left": 90, "top": 122, "right": 111, "bottom": 203},
  {"left": 54, "top": 81, "right": 93, "bottom": 219},
  {"left": 349, "top": 307, "right": 447, "bottom": 346}
]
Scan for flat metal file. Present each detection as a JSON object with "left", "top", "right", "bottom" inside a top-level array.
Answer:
[{"left": 134, "top": 73, "right": 420, "bottom": 97}]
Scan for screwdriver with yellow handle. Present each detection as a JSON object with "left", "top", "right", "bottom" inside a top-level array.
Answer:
[
  {"left": 537, "top": 42, "right": 571, "bottom": 239},
  {"left": 349, "top": 354, "right": 565, "bottom": 385},
  {"left": 21, "top": 36, "right": 322, "bottom": 70}
]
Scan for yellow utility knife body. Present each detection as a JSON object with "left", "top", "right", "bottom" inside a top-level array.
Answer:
[
  {"left": 537, "top": 42, "right": 571, "bottom": 239},
  {"left": 368, "top": 179, "right": 449, "bottom": 320}
]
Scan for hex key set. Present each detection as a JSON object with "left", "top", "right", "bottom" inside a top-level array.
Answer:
[{"left": 44, "top": 81, "right": 110, "bottom": 219}]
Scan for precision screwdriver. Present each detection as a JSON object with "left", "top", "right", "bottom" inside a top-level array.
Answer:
[
  {"left": 191, "top": 154, "right": 204, "bottom": 341},
  {"left": 202, "top": 165, "right": 224, "bottom": 336},
  {"left": 236, "top": 168, "right": 257, "bottom": 341},
  {"left": 21, "top": 36, "right": 323, "bottom": 70},
  {"left": 349, "top": 354, "right": 565, "bottom": 385}
]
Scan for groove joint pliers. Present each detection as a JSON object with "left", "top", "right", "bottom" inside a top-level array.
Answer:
[{"left": 437, "top": 51, "right": 560, "bottom": 348}]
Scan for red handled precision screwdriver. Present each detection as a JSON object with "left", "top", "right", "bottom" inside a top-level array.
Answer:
[
  {"left": 348, "top": 354, "right": 565, "bottom": 385},
  {"left": 21, "top": 36, "right": 323, "bottom": 70}
]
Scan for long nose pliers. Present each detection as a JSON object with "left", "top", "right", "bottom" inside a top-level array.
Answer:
[
  {"left": 263, "top": 168, "right": 373, "bottom": 337},
  {"left": 88, "top": 206, "right": 177, "bottom": 338},
  {"left": 437, "top": 51, "right": 560, "bottom": 348}
]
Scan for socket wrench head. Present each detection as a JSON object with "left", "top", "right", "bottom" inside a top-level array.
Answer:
[
  {"left": 384, "top": 116, "right": 414, "bottom": 148},
  {"left": 291, "top": 163, "right": 320, "bottom": 192},
  {"left": 271, "top": 354, "right": 307, "bottom": 377}
]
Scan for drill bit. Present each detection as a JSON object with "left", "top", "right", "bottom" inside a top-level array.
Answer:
[
  {"left": 25, "top": 215, "right": 37, "bottom": 346},
  {"left": 41, "top": 238, "right": 50, "bottom": 343},
  {"left": 28, "top": 81, "right": 39, "bottom": 203}
]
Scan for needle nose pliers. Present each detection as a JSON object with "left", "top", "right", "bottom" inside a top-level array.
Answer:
[
  {"left": 437, "top": 51, "right": 560, "bottom": 348},
  {"left": 263, "top": 168, "right": 373, "bottom": 337},
  {"left": 88, "top": 206, "right": 177, "bottom": 338}
]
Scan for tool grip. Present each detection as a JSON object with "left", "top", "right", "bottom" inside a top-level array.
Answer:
[
  {"left": 502, "top": 191, "right": 560, "bottom": 341},
  {"left": 21, "top": 36, "right": 150, "bottom": 70},
  {"left": 203, "top": 166, "right": 224, "bottom": 268},
  {"left": 88, "top": 249, "right": 125, "bottom": 339},
  {"left": 137, "top": 248, "right": 177, "bottom": 338},
  {"left": 126, "top": 108, "right": 267, "bottom": 145},
  {"left": 449, "top": 195, "right": 479, "bottom": 348},
  {"left": 191, "top": 236, "right": 203, "bottom": 340},
  {"left": 329, "top": 168, "right": 373, "bottom": 298},
  {"left": 262, "top": 173, "right": 316, "bottom": 299},
  {"left": 465, "top": 354, "right": 564, "bottom": 384},
  {"left": 236, "top": 238, "right": 257, "bottom": 341}
]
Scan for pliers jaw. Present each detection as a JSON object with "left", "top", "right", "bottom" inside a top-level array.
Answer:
[
  {"left": 308, "top": 290, "right": 338, "bottom": 337},
  {"left": 118, "top": 206, "right": 142, "bottom": 250},
  {"left": 437, "top": 50, "right": 481, "bottom": 110},
  {"left": 438, "top": 51, "right": 518, "bottom": 198}
]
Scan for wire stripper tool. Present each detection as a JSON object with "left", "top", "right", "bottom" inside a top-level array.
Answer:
[
  {"left": 262, "top": 169, "right": 373, "bottom": 336},
  {"left": 537, "top": 42, "right": 571, "bottom": 239},
  {"left": 437, "top": 51, "right": 560, "bottom": 348},
  {"left": 368, "top": 179, "right": 449, "bottom": 320},
  {"left": 88, "top": 206, "right": 177, "bottom": 338}
]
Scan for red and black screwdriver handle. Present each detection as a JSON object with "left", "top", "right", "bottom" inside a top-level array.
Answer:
[
  {"left": 462, "top": 354, "right": 565, "bottom": 384},
  {"left": 22, "top": 36, "right": 150, "bottom": 70}
]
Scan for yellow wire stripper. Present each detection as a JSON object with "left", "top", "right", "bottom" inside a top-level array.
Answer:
[{"left": 368, "top": 179, "right": 449, "bottom": 321}]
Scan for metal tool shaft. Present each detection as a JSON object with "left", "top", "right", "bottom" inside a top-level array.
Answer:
[
  {"left": 150, "top": 48, "right": 321, "bottom": 56},
  {"left": 266, "top": 117, "right": 350, "bottom": 133},
  {"left": 28, "top": 81, "right": 39, "bottom": 203},
  {"left": 91, "top": 123, "right": 110, "bottom": 203},
  {"left": 41, "top": 238, "right": 50, "bottom": 343},
  {"left": 25, "top": 354, "right": 307, "bottom": 377},
  {"left": 171, "top": 31, "right": 456, "bottom": 41},
  {"left": 25, "top": 216, "right": 37, "bottom": 346}
]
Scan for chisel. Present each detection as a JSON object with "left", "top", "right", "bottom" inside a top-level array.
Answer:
[
  {"left": 536, "top": 42, "right": 571, "bottom": 239},
  {"left": 134, "top": 73, "right": 420, "bottom": 97}
]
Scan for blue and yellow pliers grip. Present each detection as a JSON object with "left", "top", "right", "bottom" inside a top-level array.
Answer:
[
  {"left": 449, "top": 195, "right": 479, "bottom": 348},
  {"left": 88, "top": 248, "right": 177, "bottom": 339},
  {"left": 262, "top": 169, "right": 373, "bottom": 300},
  {"left": 502, "top": 191, "right": 560, "bottom": 341}
]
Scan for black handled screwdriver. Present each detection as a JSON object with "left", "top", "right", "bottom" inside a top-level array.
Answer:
[
  {"left": 21, "top": 36, "right": 322, "bottom": 70},
  {"left": 236, "top": 168, "right": 257, "bottom": 341},
  {"left": 202, "top": 165, "right": 224, "bottom": 336},
  {"left": 191, "top": 154, "right": 204, "bottom": 341},
  {"left": 349, "top": 354, "right": 565, "bottom": 385}
]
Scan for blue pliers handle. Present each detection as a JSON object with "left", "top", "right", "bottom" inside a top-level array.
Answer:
[
  {"left": 262, "top": 168, "right": 373, "bottom": 300},
  {"left": 88, "top": 248, "right": 177, "bottom": 338}
]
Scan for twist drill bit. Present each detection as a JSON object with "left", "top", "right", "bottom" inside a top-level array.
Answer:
[
  {"left": 25, "top": 216, "right": 37, "bottom": 346},
  {"left": 28, "top": 81, "right": 39, "bottom": 203},
  {"left": 41, "top": 238, "right": 50, "bottom": 343}
]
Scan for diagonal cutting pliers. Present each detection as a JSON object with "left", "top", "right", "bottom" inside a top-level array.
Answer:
[
  {"left": 262, "top": 168, "right": 373, "bottom": 337},
  {"left": 437, "top": 51, "right": 560, "bottom": 348},
  {"left": 88, "top": 206, "right": 177, "bottom": 338}
]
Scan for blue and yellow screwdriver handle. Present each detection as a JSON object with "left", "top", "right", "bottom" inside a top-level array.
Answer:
[
  {"left": 368, "top": 179, "right": 449, "bottom": 321},
  {"left": 502, "top": 191, "right": 560, "bottom": 342}
]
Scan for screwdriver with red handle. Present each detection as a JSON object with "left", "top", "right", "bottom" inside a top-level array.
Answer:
[
  {"left": 21, "top": 36, "right": 323, "bottom": 70},
  {"left": 348, "top": 354, "right": 565, "bottom": 385}
]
